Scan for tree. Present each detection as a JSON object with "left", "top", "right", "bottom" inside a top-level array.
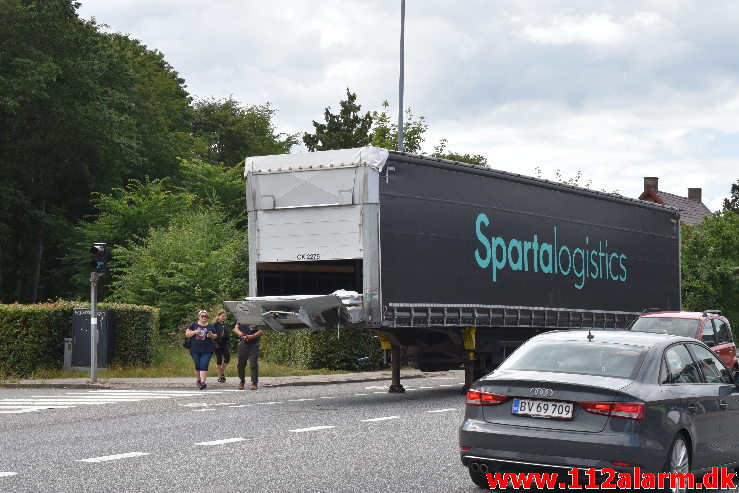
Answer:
[
  {"left": 432, "top": 139, "right": 488, "bottom": 167},
  {"left": 192, "top": 97, "right": 297, "bottom": 166},
  {"left": 303, "top": 88, "right": 373, "bottom": 151},
  {"left": 62, "top": 177, "right": 195, "bottom": 298},
  {"left": 681, "top": 212, "right": 739, "bottom": 325},
  {"left": 724, "top": 180, "right": 739, "bottom": 213},
  {"left": 370, "top": 100, "right": 428, "bottom": 154},
  {"left": 0, "top": 0, "right": 194, "bottom": 302},
  {"left": 109, "top": 208, "right": 248, "bottom": 330}
]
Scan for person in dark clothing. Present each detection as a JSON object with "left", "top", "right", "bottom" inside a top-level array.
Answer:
[
  {"left": 234, "top": 323, "right": 263, "bottom": 390},
  {"left": 185, "top": 309, "right": 217, "bottom": 390},
  {"left": 212, "top": 309, "right": 231, "bottom": 383}
]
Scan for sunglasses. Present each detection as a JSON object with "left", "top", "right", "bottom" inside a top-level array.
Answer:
[{"left": 199, "top": 314, "right": 208, "bottom": 318}]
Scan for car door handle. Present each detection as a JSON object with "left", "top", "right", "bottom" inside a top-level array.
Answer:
[
  {"left": 687, "top": 404, "right": 697, "bottom": 414},
  {"left": 720, "top": 400, "right": 728, "bottom": 410}
]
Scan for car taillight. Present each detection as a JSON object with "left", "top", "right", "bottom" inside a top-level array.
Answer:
[
  {"left": 578, "top": 401, "right": 645, "bottom": 420},
  {"left": 465, "top": 390, "right": 508, "bottom": 406}
]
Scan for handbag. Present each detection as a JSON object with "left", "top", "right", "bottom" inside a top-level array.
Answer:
[{"left": 182, "top": 337, "right": 192, "bottom": 349}]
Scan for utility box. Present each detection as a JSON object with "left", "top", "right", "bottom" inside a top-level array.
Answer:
[
  {"left": 63, "top": 338, "right": 73, "bottom": 371},
  {"left": 72, "top": 308, "right": 115, "bottom": 369}
]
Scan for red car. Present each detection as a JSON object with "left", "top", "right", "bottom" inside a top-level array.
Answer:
[{"left": 630, "top": 310, "right": 737, "bottom": 371}]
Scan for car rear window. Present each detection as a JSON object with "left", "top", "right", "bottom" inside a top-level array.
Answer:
[
  {"left": 630, "top": 317, "right": 699, "bottom": 338},
  {"left": 499, "top": 341, "right": 647, "bottom": 379}
]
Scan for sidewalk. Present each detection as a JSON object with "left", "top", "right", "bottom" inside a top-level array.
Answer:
[{"left": 0, "top": 369, "right": 465, "bottom": 390}]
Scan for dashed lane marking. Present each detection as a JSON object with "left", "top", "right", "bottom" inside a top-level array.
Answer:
[
  {"left": 288, "top": 398, "right": 315, "bottom": 402},
  {"left": 195, "top": 438, "right": 248, "bottom": 446},
  {"left": 256, "top": 401, "right": 283, "bottom": 405},
  {"left": 361, "top": 416, "right": 400, "bottom": 422},
  {"left": 318, "top": 396, "right": 336, "bottom": 399},
  {"left": 77, "top": 452, "right": 149, "bottom": 463},
  {"left": 427, "top": 408, "right": 458, "bottom": 413},
  {"left": 0, "top": 472, "right": 17, "bottom": 477},
  {"left": 192, "top": 409, "right": 215, "bottom": 412},
  {"left": 289, "top": 426, "right": 335, "bottom": 433}
]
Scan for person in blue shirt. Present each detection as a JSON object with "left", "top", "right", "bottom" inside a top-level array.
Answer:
[{"left": 185, "top": 309, "right": 218, "bottom": 390}]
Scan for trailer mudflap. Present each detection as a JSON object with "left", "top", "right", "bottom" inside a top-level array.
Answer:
[{"left": 224, "top": 294, "right": 361, "bottom": 332}]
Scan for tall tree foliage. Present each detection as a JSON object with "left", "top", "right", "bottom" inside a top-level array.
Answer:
[
  {"left": 724, "top": 180, "right": 739, "bottom": 213},
  {"left": 109, "top": 208, "right": 247, "bottom": 330},
  {"left": 681, "top": 212, "right": 739, "bottom": 324},
  {"left": 0, "top": 0, "right": 192, "bottom": 302},
  {"left": 192, "top": 97, "right": 297, "bottom": 166},
  {"left": 303, "top": 88, "right": 373, "bottom": 151}
]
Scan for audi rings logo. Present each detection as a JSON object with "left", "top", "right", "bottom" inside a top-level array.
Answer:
[{"left": 529, "top": 387, "right": 554, "bottom": 397}]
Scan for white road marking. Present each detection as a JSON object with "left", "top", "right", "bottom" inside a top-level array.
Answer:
[
  {"left": 195, "top": 438, "right": 247, "bottom": 446},
  {"left": 427, "top": 408, "right": 457, "bottom": 413},
  {"left": 228, "top": 404, "right": 252, "bottom": 408},
  {"left": 289, "top": 426, "right": 335, "bottom": 433},
  {"left": 439, "top": 384, "right": 454, "bottom": 387},
  {"left": 364, "top": 386, "right": 387, "bottom": 390},
  {"left": 192, "top": 408, "right": 215, "bottom": 412},
  {"left": 256, "top": 401, "right": 283, "bottom": 405},
  {"left": 373, "top": 391, "right": 385, "bottom": 394},
  {"left": 288, "top": 398, "right": 315, "bottom": 402},
  {"left": 318, "top": 396, "right": 336, "bottom": 399},
  {"left": 361, "top": 416, "right": 399, "bottom": 422},
  {"left": 419, "top": 386, "right": 434, "bottom": 389},
  {"left": 77, "top": 452, "right": 149, "bottom": 463},
  {"left": 0, "top": 472, "right": 17, "bottom": 477},
  {"left": 353, "top": 393, "right": 368, "bottom": 396}
]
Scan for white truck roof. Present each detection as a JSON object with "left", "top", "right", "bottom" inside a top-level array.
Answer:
[{"left": 245, "top": 146, "right": 389, "bottom": 177}]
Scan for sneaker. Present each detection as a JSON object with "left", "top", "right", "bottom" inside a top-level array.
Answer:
[
  {"left": 196, "top": 380, "right": 201, "bottom": 388},
  {"left": 250, "top": 384, "right": 258, "bottom": 390},
  {"left": 238, "top": 382, "right": 244, "bottom": 390},
  {"left": 217, "top": 377, "right": 226, "bottom": 383},
  {"left": 199, "top": 382, "right": 207, "bottom": 390}
]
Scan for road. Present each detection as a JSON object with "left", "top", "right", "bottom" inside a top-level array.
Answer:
[
  {"left": 0, "top": 375, "right": 477, "bottom": 492},
  {"left": 1, "top": 376, "right": 737, "bottom": 492}
]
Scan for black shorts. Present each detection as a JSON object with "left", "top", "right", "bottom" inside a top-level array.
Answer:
[{"left": 214, "top": 346, "right": 231, "bottom": 365}]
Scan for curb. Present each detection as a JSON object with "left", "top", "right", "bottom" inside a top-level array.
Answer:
[{"left": 0, "top": 370, "right": 459, "bottom": 390}]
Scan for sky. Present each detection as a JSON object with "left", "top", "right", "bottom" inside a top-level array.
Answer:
[{"left": 78, "top": 0, "right": 739, "bottom": 212}]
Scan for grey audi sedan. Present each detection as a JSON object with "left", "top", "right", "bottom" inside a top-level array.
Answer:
[{"left": 459, "top": 330, "right": 739, "bottom": 490}]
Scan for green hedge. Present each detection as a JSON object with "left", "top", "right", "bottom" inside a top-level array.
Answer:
[
  {"left": 98, "top": 302, "right": 159, "bottom": 367},
  {"left": 0, "top": 301, "right": 158, "bottom": 378},
  {"left": 0, "top": 302, "right": 73, "bottom": 378},
  {"left": 260, "top": 328, "right": 384, "bottom": 371}
]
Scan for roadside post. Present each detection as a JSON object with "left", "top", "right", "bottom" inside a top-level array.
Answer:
[{"left": 89, "top": 243, "right": 107, "bottom": 383}]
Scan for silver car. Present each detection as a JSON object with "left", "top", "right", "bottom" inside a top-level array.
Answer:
[{"left": 459, "top": 330, "right": 739, "bottom": 490}]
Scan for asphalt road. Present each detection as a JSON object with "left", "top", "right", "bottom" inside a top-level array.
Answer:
[
  {"left": 0, "top": 375, "right": 477, "bottom": 493},
  {"left": 1, "top": 377, "right": 738, "bottom": 493}
]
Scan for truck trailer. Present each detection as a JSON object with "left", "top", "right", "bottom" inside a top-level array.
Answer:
[{"left": 225, "top": 147, "right": 681, "bottom": 391}]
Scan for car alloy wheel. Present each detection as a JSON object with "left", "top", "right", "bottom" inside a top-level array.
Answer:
[{"left": 665, "top": 435, "right": 690, "bottom": 493}]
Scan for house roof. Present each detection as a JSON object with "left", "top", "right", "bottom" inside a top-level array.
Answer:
[{"left": 638, "top": 189, "right": 712, "bottom": 225}]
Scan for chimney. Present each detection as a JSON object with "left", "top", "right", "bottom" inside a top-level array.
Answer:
[
  {"left": 688, "top": 188, "right": 702, "bottom": 202},
  {"left": 644, "top": 177, "right": 659, "bottom": 192}
]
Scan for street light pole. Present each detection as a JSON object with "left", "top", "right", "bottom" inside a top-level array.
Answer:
[{"left": 398, "top": 0, "right": 405, "bottom": 152}]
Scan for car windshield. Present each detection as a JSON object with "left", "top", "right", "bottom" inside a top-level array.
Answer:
[
  {"left": 630, "top": 317, "right": 699, "bottom": 338},
  {"left": 498, "top": 340, "right": 648, "bottom": 379}
]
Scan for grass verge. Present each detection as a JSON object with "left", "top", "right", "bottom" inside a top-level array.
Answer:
[{"left": 26, "top": 341, "right": 350, "bottom": 380}]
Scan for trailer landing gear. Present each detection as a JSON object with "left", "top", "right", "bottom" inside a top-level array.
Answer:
[{"left": 388, "top": 345, "right": 405, "bottom": 393}]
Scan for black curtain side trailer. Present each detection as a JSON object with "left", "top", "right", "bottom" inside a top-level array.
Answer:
[{"left": 226, "top": 147, "right": 681, "bottom": 391}]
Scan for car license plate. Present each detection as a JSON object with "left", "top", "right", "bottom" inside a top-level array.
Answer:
[{"left": 511, "top": 398, "right": 573, "bottom": 419}]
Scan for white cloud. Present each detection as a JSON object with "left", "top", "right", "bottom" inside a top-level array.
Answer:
[{"left": 521, "top": 14, "right": 625, "bottom": 45}]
